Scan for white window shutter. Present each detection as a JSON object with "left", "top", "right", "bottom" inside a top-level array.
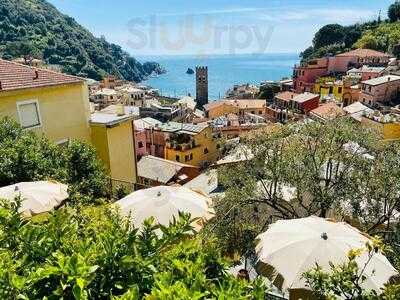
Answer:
[{"left": 19, "top": 102, "right": 40, "bottom": 128}]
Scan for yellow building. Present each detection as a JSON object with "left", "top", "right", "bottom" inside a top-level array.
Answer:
[
  {"left": 314, "top": 77, "right": 344, "bottom": 101},
  {"left": 0, "top": 59, "right": 91, "bottom": 144},
  {"left": 0, "top": 59, "right": 138, "bottom": 189},
  {"left": 162, "top": 122, "right": 218, "bottom": 168},
  {"left": 204, "top": 99, "right": 267, "bottom": 119},
  {"left": 204, "top": 101, "right": 240, "bottom": 119},
  {"left": 90, "top": 112, "right": 137, "bottom": 188},
  {"left": 361, "top": 113, "right": 400, "bottom": 141}
]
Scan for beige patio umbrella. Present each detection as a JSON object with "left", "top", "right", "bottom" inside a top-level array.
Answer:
[
  {"left": 0, "top": 181, "right": 69, "bottom": 217},
  {"left": 116, "top": 186, "right": 215, "bottom": 231},
  {"left": 255, "top": 216, "right": 398, "bottom": 295}
]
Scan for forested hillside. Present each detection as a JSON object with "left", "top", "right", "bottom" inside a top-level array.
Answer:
[
  {"left": 301, "top": 1, "right": 400, "bottom": 61},
  {"left": 0, "top": 0, "right": 164, "bottom": 81}
]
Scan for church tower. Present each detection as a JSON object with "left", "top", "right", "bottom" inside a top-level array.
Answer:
[{"left": 196, "top": 66, "right": 208, "bottom": 109}]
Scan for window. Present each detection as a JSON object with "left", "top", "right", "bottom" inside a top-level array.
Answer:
[
  {"left": 185, "top": 155, "right": 189, "bottom": 162},
  {"left": 175, "top": 155, "right": 180, "bottom": 162},
  {"left": 138, "top": 141, "right": 144, "bottom": 148},
  {"left": 190, "top": 153, "right": 193, "bottom": 160},
  {"left": 338, "top": 87, "right": 342, "bottom": 94},
  {"left": 204, "top": 148, "right": 209, "bottom": 154},
  {"left": 259, "top": 110, "right": 263, "bottom": 115},
  {"left": 17, "top": 100, "right": 41, "bottom": 129}
]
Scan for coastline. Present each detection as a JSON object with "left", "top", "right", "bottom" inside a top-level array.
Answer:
[{"left": 138, "top": 53, "right": 299, "bottom": 100}]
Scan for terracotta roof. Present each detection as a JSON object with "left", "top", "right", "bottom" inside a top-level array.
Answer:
[
  {"left": 275, "top": 91, "right": 296, "bottom": 102},
  {"left": 227, "top": 99, "right": 266, "bottom": 109},
  {"left": 362, "top": 75, "right": 400, "bottom": 86},
  {"left": 138, "top": 155, "right": 198, "bottom": 183},
  {"left": 0, "top": 59, "right": 83, "bottom": 92},
  {"left": 336, "top": 49, "right": 391, "bottom": 58},
  {"left": 205, "top": 99, "right": 266, "bottom": 110},
  {"left": 203, "top": 100, "right": 234, "bottom": 111},
  {"left": 310, "top": 102, "right": 345, "bottom": 120},
  {"left": 275, "top": 92, "right": 319, "bottom": 103}
]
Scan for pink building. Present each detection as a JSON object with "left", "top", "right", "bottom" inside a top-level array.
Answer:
[
  {"left": 293, "top": 49, "right": 391, "bottom": 94},
  {"left": 134, "top": 117, "right": 167, "bottom": 159},
  {"left": 331, "top": 49, "right": 391, "bottom": 73},
  {"left": 134, "top": 128, "right": 147, "bottom": 159},
  {"left": 293, "top": 57, "right": 331, "bottom": 93},
  {"left": 275, "top": 91, "right": 320, "bottom": 113},
  {"left": 360, "top": 75, "right": 400, "bottom": 106},
  {"left": 348, "top": 66, "right": 385, "bottom": 82}
]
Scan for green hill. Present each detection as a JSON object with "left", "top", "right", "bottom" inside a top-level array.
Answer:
[
  {"left": 300, "top": 21, "right": 382, "bottom": 62},
  {"left": 0, "top": 0, "right": 164, "bottom": 81},
  {"left": 301, "top": 1, "right": 400, "bottom": 62},
  {"left": 355, "top": 21, "right": 400, "bottom": 55}
]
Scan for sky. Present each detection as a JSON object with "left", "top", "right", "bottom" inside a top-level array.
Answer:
[{"left": 48, "top": 0, "right": 393, "bottom": 56}]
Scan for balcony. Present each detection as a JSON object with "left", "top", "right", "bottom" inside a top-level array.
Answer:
[{"left": 166, "top": 137, "right": 197, "bottom": 151}]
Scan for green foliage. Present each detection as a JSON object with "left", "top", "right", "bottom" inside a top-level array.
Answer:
[
  {"left": 354, "top": 22, "right": 400, "bottom": 53},
  {"left": 0, "top": 117, "right": 109, "bottom": 201},
  {"left": 0, "top": 200, "right": 266, "bottom": 299},
  {"left": 388, "top": 1, "right": 400, "bottom": 22},
  {"left": 113, "top": 185, "right": 131, "bottom": 201},
  {"left": 258, "top": 83, "right": 280, "bottom": 101},
  {"left": 0, "top": 0, "right": 162, "bottom": 81},
  {"left": 302, "top": 2, "right": 400, "bottom": 61},
  {"left": 212, "top": 119, "right": 400, "bottom": 258},
  {"left": 303, "top": 240, "right": 399, "bottom": 299},
  {"left": 301, "top": 21, "right": 381, "bottom": 61},
  {"left": 312, "top": 24, "right": 346, "bottom": 49}
]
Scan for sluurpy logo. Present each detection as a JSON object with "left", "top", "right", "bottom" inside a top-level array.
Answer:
[{"left": 126, "top": 14, "right": 274, "bottom": 56}]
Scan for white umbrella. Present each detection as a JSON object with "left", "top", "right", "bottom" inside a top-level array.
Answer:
[
  {"left": 116, "top": 186, "right": 215, "bottom": 230},
  {"left": 255, "top": 216, "right": 398, "bottom": 294},
  {"left": 0, "top": 181, "right": 69, "bottom": 217}
]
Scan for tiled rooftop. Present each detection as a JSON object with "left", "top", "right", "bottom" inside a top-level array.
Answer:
[
  {"left": 0, "top": 59, "right": 83, "bottom": 92},
  {"left": 90, "top": 112, "right": 133, "bottom": 125},
  {"left": 310, "top": 102, "right": 346, "bottom": 120},
  {"left": 138, "top": 155, "right": 198, "bottom": 184},
  {"left": 362, "top": 75, "right": 400, "bottom": 86},
  {"left": 204, "top": 99, "right": 266, "bottom": 110},
  {"left": 336, "top": 48, "right": 391, "bottom": 58},
  {"left": 158, "top": 122, "right": 208, "bottom": 134},
  {"left": 276, "top": 92, "right": 319, "bottom": 103}
]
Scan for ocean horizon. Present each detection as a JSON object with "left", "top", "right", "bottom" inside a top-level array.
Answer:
[{"left": 138, "top": 53, "right": 299, "bottom": 100}]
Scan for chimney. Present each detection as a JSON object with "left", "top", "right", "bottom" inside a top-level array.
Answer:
[
  {"left": 33, "top": 70, "right": 39, "bottom": 80},
  {"left": 116, "top": 104, "right": 125, "bottom": 116}
]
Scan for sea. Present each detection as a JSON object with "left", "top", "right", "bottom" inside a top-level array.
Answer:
[{"left": 138, "top": 53, "right": 299, "bottom": 100}]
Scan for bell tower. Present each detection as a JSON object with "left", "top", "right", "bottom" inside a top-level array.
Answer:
[{"left": 196, "top": 66, "right": 208, "bottom": 109}]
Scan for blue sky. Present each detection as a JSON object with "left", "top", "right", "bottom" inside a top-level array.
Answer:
[{"left": 49, "top": 0, "right": 393, "bottom": 56}]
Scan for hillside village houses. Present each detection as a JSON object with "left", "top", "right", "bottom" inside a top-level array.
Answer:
[
  {"left": 0, "top": 59, "right": 91, "bottom": 144},
  {"left": 4, "top": 44, "right": 400, "bottom": 194},
  {"left": 0, "top": 59, "right": 139, "bottom": 188},
  {"left": 360, "top": 75, "right": 400, "bottom": 106},
  {"left": 293, "top": 49, "right": 392, "bottom": 93},
  {"left": 225, "top": 83, "right": 260, "bottom": 99}
]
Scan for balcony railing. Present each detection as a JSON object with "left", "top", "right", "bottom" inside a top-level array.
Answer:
[{"left": 166, "top": 140, "right": 197, "bottom": 151}]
